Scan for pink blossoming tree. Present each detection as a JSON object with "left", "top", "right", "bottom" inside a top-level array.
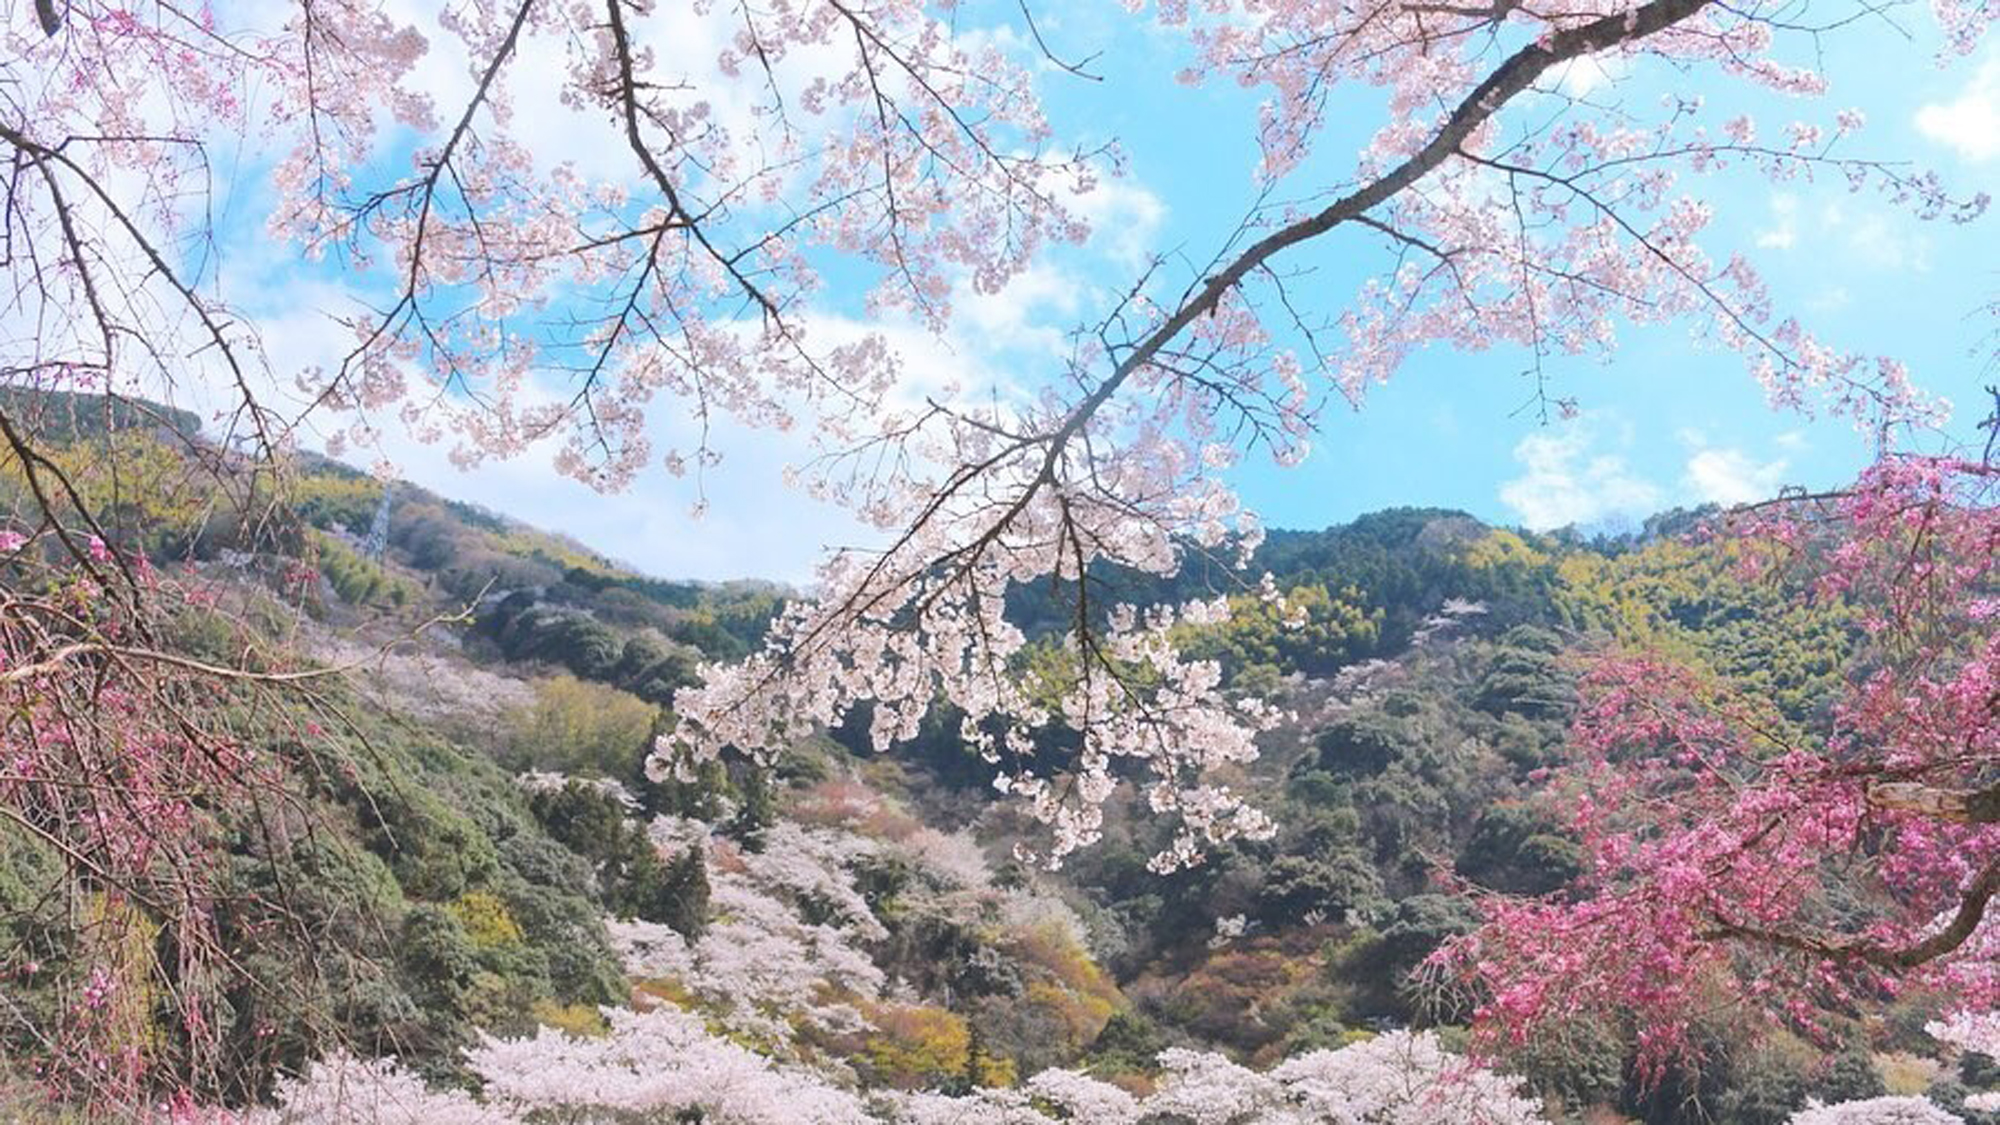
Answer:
[{"left": 1432, "top": 458, "right": 1998, "bottom": 1064}]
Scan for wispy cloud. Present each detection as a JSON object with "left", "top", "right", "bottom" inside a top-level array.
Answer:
[
  {"left": 1916, "top": 49, "right": 2000, "bottom": 163},
  {"left": 1065, "top": 177, "right": 1168, "bottom": 270},
  {"left": 1683, "top": 446, "right": 1787, "bottom": 506},
  {"left": 1550, "top": 54, "right": 1626, "bottom": 98},
  {"left": 1755, "top": 193, "right": 1799, "bottom": 250},
  {"left": 1499, "top": 416, "right": 1663, "bottom": 530}
]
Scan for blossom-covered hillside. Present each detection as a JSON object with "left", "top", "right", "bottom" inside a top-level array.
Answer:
[{"left": 0, "top": 396, "right": 1993, "bottom": 1124}]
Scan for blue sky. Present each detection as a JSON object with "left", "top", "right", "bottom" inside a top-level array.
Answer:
[
  {"left": 201, "top": 1, "right": 2000, "bottom": 582},
  {"left": 1032, "top": 6, "right": 1999, "bottom": 538}
]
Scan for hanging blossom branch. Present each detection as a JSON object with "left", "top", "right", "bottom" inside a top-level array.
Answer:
[
  {"left": 665, "top": 0, "right": 1990, "bottom": 870},
  {"left": 281, "top": 0, "right": 1101, "bottom": 490},
  {"left": 6, "top": 0, "right": 1100, "bottom": 480},
  {"left": 0, "top": 385, "right": 484, "bottom": 1104},
  {"left": 0, "top": 463, "right": 335, "bottom": 1107}
]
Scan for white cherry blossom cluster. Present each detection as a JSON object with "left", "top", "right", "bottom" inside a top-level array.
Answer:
[
  {"left": 1928, "top": 1010, "right": 2000, "bottom": 1113},
  {"left": 668, "top": 539, "right": 1286, "bottom": 872},
  {"left": 1140, "top": 1032, "right": 1547, "bottom": 1125},
  {"left": 242, "top": 1024, "right": 1551, "bottom": 1124},
  {"left": 513, "top": 770, "right": 640, "bottom": 810},
  {"left": 1786, "top": 1097, "right": 1971, "bottom": 1124},
  {"left": 243, "top": 1053, "right": 507, "bottom": 1125},
  {"left": 613, "top": 818, "right": 889, "bottom": 1041},
  {"left": 1929, "top": 1010, "right": 2000, "bottom": 1060},
  {"left": 614, "top": 803, "right": 1100, "bottom": 1042},
  {"left": 466, "top": 1007, "right": 873, "bottom": 1124},
  {"left": 886, "top": 1030, "right": 1553, "bottom": 1123}
]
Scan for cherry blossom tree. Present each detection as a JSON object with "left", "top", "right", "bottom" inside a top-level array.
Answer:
[
  {"left": 0, "top": 410, "right": 424, "bottom": 1107},
  {"left": 1930, "top": 1010, "right": 2000, "bottom": 1114},
  {"left": 247, "top": 1053, "right": 509, "bottom": 1125},
  {"left": 610, "top": 816, "right": 890, "bottom": 1042},
  {"left": 607, "top": 804, "right": 1099, "bottom": 1045},
  {"left": 1431, "top": 457, "right": 1998, "bottom": 1064},
  {"left": 1136, "top": 1030, "right": 1548, "bottom": 1124}
]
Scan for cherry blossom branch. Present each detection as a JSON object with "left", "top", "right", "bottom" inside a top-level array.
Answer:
[
  {"left": 1707, "top": 855, "right": 2000, "bottom": 970},
  {"left": 1869, "top": 780, "right": 2000, "bottom": 825}
]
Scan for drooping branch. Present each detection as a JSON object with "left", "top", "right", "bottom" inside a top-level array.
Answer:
[{"left": 1708, "top": 855, "right": 2000, "bottom": 970}]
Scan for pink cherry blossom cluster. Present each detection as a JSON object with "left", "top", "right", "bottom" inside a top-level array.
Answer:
[
  {"left": 279, "top": 0, "right": 1101, "bottom": 492},
  {"left": 1433, "top": 458, "right": 1999, "bottom": 1067}
]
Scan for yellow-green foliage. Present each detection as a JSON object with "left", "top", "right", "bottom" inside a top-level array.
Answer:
[
  {"left": 448, "top": 890, "right": 524, "bottom": 951},
  {"left": 312, "top": 531, "right": 417, "bottom": 608},
  {"left": 289, "top": 472, "right": 385, "bottom": 533},
  {"left": 1, "top": 431, "right": 221, "bottom": 549},
  {"left": 1005, "top": 924, "right": 1121, "bottom": 1053},
  {"left": 1551, "top": 534, "right": 1858, "bottom": 721},
  {"left": 1165, "top": 941, "right": 1316, "bottom": 1049},
  {"left": 1171, "top": 583, "right": 1381, "bottom": 681},
  {"left": 858, "top": 1002, "right": 1013, "bottom": 1088},
  {"left": 501, "top": 675, "right": 657, "bottom": 776},
  {"left": 972, "top": 1046, "right": 1018, "bottom": 1087},
  {"left": 529, "top": 999, "right": 611, "bottom": 1038},
  {"left": 1464, "top": 529, "right": 1552, "bottom": 571},
  {"left": 1877, "top": 1052, "right": 1940, "bottom": 1096},
  {"left": 1015, "top": 637, "right": 1150, "bottom": 712},
  {"left": 1551, "top": 539, "right": 1723, "bottom": 653},
  {"left": 634, "top": 978, "right": 702, "bottom": 1008},
  {"left": 82, "top": 892, "right": 165, "bottom": 1065},
  {"left": 488, "top": 525, "right": 620, "bottom": 578}
]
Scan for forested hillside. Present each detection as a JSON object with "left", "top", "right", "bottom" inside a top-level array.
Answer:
[{"left": 0, "top": 394, "right": 1992, "bottom": 1124}]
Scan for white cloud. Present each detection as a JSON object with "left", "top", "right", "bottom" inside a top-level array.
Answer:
[
  {"left": 958, "top": 264, "right": 1085, "bottom": 360},
  {"left": 1790, "top": 199, "right": 1934, "bottom": 274},
  {"left": 1916, "top": 50, "right": 2000, "bottom": 163},
  {"left": 1065, "top": 177, "right": 1168, "bottom": 270},
  {"left": 1844, "top": 211, "right": 1933, "bottom": 272},
  {"left": 1683, "top": 447, "right": 1787, "bottom": 506},
  {"left": 1549, "top": 55, "right": 1626, "bottom": 98},
  {"left": 1754, "top": 193, "right": 1799, "bottom": 250},
  {"left": 1499, "top": 417, "right": 1663, "bottom": 530},
  {"left": 1751, "top": 193, "right": 1929, "bottom": 271}
]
